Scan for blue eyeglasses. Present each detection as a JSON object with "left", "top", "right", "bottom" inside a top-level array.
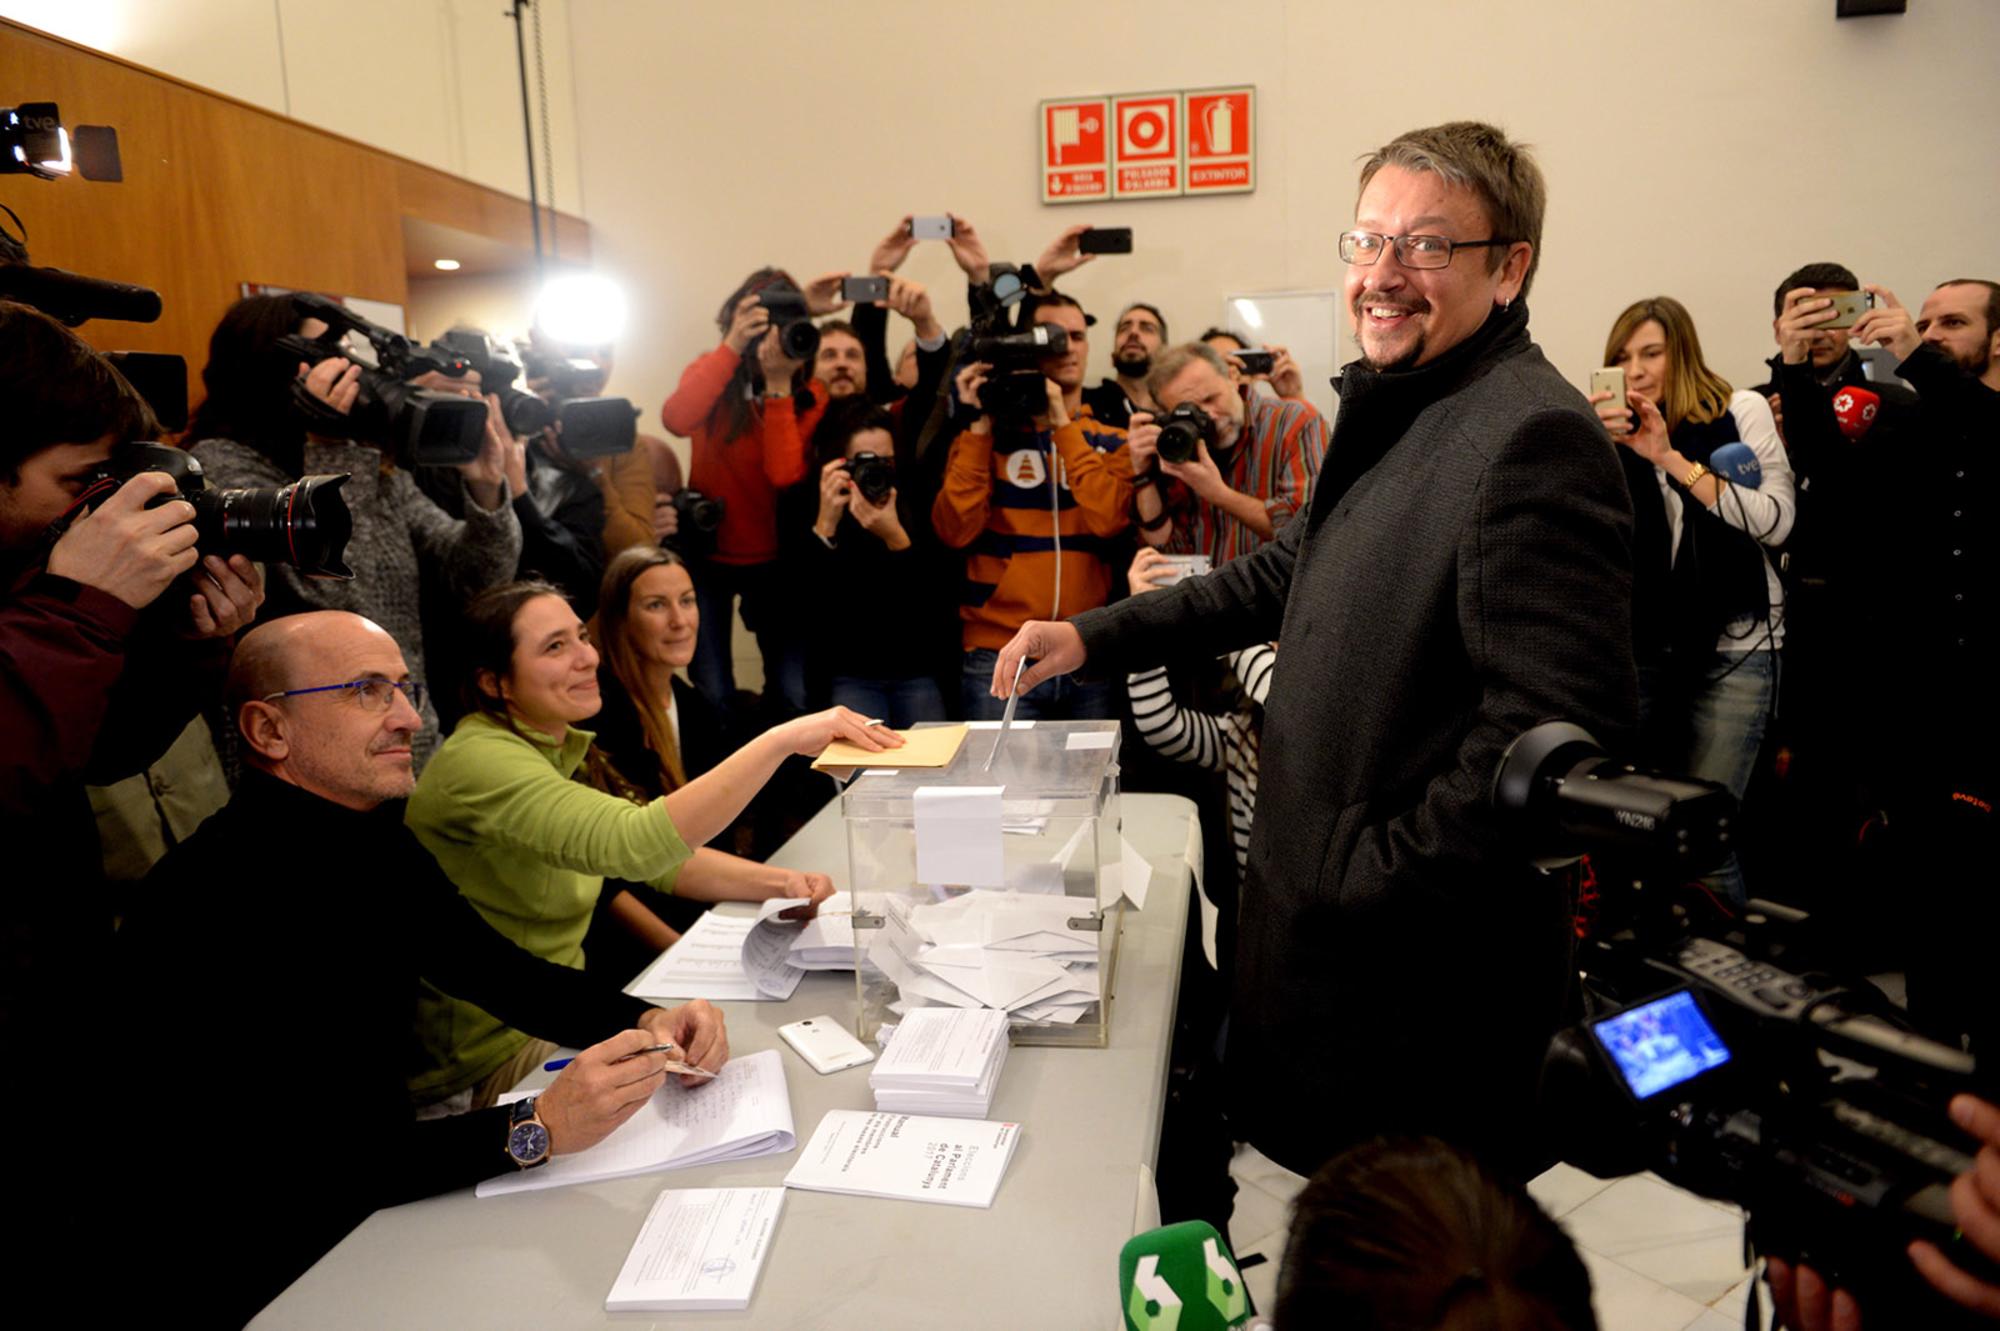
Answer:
[{"left": 262, "top": 678, "right": 427, "bottom": 712}]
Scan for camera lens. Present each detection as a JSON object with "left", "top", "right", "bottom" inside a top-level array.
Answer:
[
  {"left": 779, "top": 318, "right": 821, "bottom": 362},
  {"left": 196, "top": 473, "right": 355, "bottom": 579},
  {"left": 500, "top": 387, "right": 556, "bottom": 437}
]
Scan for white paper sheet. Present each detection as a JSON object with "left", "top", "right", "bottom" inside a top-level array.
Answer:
[
  {"left": 604, "top": 1187, "right": 784, "bottom": 1312},
  {"left": 626, "top": 912, "right": 806, "bottom": 1002},
  {"left": 1065, "top": 731, "right": 1115, "bottom": 751},
  {"left": 1097, "top": 835, "right": 1154, "bottom": 910},
  {"left": 913, "top": 785, "right": 1005, "bottom": 888},
  {"left": 479, "top": 1050, "right": 796, "bottom": 1197},
  {"left": 783, "top": 1110, "right": 1021, "bottom": 1208}
]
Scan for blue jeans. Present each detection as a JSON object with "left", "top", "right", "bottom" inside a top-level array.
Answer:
[
  {"left": 831, "top": 675, "right": 949, "bottom": 729},
  {"left": 959, "top": 647, "right": 1115, "bottom": 722},
  {"left": 688, "top": 560, "right": 808, "bottom": 721},
  {"left": 1637, "top": 649, "right": 1778, "bottom": 904}
]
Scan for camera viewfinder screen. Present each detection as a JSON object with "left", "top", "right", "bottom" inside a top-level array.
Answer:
[{"left": 1591, "top": 991, "right": 1733, "bottom": 1100}]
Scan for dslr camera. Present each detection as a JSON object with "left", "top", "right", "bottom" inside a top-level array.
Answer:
[
  {"left": 276, "top": 294, "right": 489, "bottom": 467},
  {"left": 449, "top": 333, "right": 639, "bottom": 460},
  {"left": 844, "top": 451, "right": 894, "bottom": 506},
  {"left": 1497, "top": 722, "right": 1999, "bottom": 1325},
  {"left": 664, "top": 488, "right": 726, "bottom": 561},
  {"left": 76, "top": 441, "right": 353, "bottom": 578},
  {"left": 1154, "top": 402, "right": 1214, "bottom": 465},
  {"left": 755, "top": 279, "right": 821, "bottom": 362}
]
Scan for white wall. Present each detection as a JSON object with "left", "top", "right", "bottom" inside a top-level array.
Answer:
[
  {"left": 3, "top": 0, "right": 585, "bottom": 215},
  {"left": 564, "top": 0, "right": 2000, "bottom": 442}
]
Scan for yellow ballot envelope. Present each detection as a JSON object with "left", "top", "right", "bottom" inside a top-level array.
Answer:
[{"left": 811, "top": 723, "right": 969, "bottom": 775}]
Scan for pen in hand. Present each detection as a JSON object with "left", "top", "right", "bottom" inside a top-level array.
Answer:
[{"left": 543, "top": 1043, "right": 716, "bottom": 1078}]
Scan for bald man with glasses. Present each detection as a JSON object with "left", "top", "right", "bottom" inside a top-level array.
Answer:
[{"left": 114, "top": 610, "right": 730, "bottom": 1325}]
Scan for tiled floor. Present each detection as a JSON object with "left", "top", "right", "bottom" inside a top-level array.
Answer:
[{"left": 1225, "top": 1147, "right": 1774, "bottom": 1328}]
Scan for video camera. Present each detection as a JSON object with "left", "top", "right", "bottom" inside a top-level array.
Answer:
[
  {"left": 955, "top": 262, "right": 1068, "bottom": 426},
  {"left": 446, "top": 333, "right": 639, "bottom": 460},
  {"left": 1496, "top": 722, "right": 1997, "bottom": 1324},
  {"left": 69, "top": 441, "right": 353, "bottom": 579},
  {"left": 275, "top": 294, "right": 489, "bottom": 466}
]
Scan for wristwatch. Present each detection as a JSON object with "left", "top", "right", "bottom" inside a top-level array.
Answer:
[
  {"left": 506, "top": 1096, "right": 552, "bottom": 1169},
  {"left": 1681, "top": 461, "right": 1711, "bottom": 489}
]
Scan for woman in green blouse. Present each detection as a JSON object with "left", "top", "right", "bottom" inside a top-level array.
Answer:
[{"left": 406, "top": 579, "right": 899, "bottom": 1111}]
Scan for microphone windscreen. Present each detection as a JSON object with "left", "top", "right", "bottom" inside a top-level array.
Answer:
[
  {"left": 1119, "top": 1219, "right": 1252, "bottom": 1330},
  {"left": 1709, "top": 442, "right": 1763, "bottom": 489},
  {"left": 1830, "top": 384, "right": 1882, "bottom": 441},
  {"left": 0, "top": 264, "right": 162, "bottom": 324}
]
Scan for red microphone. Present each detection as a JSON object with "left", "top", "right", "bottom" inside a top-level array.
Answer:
[{"left": 1830, "top": 384, "right": 1882, "bottom": 441}]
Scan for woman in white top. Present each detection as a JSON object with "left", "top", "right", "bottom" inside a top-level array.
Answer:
[{"left": 1590, "top": 296, "right": 1794, "bottom": 904}]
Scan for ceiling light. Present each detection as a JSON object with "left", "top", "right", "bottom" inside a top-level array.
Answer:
[{"left": 433, "top": 258, "right": 461, "bottom": 271}]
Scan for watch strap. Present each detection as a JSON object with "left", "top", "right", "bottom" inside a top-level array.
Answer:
[{"left": 1681, "top": 461, "right": 1711, "bottom": 489}]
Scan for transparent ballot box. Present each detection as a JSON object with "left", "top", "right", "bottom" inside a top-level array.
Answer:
[{"left": 844, "top": 721, "right": 1125, "bottom": 1049}]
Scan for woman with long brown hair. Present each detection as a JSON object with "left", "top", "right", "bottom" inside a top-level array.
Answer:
[
  {"left": 1589, "top": 296, "right": 1795, "bottom": 903},
  {"left": 403, "top": 578, "right": 897, "bottom": 1112}
]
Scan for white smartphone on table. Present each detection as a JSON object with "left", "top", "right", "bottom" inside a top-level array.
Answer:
[{"left": 778, "top": 1015, "right": 877, "bottom": 1075}]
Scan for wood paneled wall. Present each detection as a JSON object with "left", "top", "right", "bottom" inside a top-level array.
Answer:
[{"left": 0, "top": 19, "right": 588, "bottom": 405}]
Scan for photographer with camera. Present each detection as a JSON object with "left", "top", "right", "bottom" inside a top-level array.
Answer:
[
  {"left": 0, "top": 299, "right": 266, "bottom": 1304},
  {"left": 1202, "top": 328, "right": 1312, "bottom": 406},
  {"left": 932, "top": 288, "right": 1134, "bottom": 720},
  {"left": 659, "top": 267, "right": 848, "bottom": 719},
  {"left": 1127, "top": 342, "right": 1327, "bottom": 566},
  {"left": 788, "top": 399, "right": 950, "bottom": 727},
  {"left": 186, "top": 293, "right": 522, "bottom": 767}
]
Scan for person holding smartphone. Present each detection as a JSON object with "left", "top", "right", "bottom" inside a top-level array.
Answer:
[{"left": 1588, "top": 296, "right": 1794, "bottom": 907}]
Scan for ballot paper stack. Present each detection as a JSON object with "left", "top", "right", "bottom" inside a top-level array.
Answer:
[
  {"left": 866, "top": 889, "right": 1103, "bottom": 1028},
  {"left": 869, "top": 1006, "right": 1010, "bottom": 1117}
]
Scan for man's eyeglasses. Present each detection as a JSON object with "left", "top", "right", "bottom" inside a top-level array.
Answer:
[
  {"left": 263, "top": 678, "right": 427, "bottom": 712},
  {"left": 1338, "top": 230, "right": 1516, "bottom": 270}
]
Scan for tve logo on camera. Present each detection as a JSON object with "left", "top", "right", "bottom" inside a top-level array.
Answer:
[{"left": 1040, "top": 86, "right": 1255, "bottom": 205}]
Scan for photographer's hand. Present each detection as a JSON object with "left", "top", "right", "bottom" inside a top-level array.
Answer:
[
  {"left": 652, "top": 494, "right": 680, "bottom": 540},
  {"left": 723, "top": 294, "right": 771, "bottom": 356},
  {"left": 1909, "top": 1094, "right": 2000, "bottom": 1318},
  {"left": 886, "top": 277, "right": 942, "bottom": 342},
  {"left": 849, "top": 485, "right": 909, "bottom": 550},
  {"left": 299, "top": 358, "right": 361, "bottom": 415},
  {"left": 813, "top": 458, "right": 852, "bottom": 541},
  {"left": 954, "top": 361, "right": 994, "bottom": 436},
  {"left": 1765, "top": 1258, "right": 1862, "bottom": 1331},
  {"left": 457, "top": 396, "right": 516, "bottom": 510},
  {"left": 1267, "top": 344, "right": 1304, "bottom": 399},
  {"left": 186, "top": 554, "right": 264, "bottom": 639},
  {"left": 758, "top": 330, "right": 804, "bottom": 397},
  {"left": 802, "top": 271, "right": 852, "bottom": 317},
  {"left": 1777, "top": 288, "right": 1841, "bottom": 366},
  {"left": 870, "top": 216, "right": 917, "bottom": 275},
  {"left": 1041, "top": 377, "right": 1071, "bottom": 430},
  {"left": 945, "top": 214, "right": 990, "bottom": 285},
  {"left": 1850, "top": 286, "right": 1921, "bottom": 363},
  {"left": 1035, "top": 224, "right": 1098, "bottom": 280},
  {"left": 1126, "top": 412, "right": 1161, "bottom": 475},
  {"left": 47, "top": 471, "right": 200, "bottom": 609},
  {"left": 1160, "top": 439, "right": 1225, "bottom": 501},
  {"left": 1128, "top": 547, "right": 1172, "bottom": 596}
]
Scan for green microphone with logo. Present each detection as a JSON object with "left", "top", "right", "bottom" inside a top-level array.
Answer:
[{"left": 1119, "top": 1219, "right": 1253, "bottom": 1331}]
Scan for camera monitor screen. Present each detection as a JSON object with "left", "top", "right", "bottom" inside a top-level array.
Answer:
[{"left": 1591, "top": 990, "right": 1733, "bottom": 1100}]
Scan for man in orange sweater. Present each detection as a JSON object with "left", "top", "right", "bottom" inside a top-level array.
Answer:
[{"left": 932, "top": 291, "right": 1133, "bottom": 719}]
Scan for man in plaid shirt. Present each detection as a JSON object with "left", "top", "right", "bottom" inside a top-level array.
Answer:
[{"left": 1127, "top": 342, "right": 1328, "bottom": 564}]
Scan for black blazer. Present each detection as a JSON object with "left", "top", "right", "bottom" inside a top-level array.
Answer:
[{"left": 1073, "top": 303, "right": 1638, "bottom": 1177}]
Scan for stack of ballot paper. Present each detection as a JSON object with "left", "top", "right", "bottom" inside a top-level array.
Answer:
[
  {"left": 865, "top": 890, "right": 1102, "bottom": 1026},
  {"left": 480, "top": 1050, "right": 796, "bottom": 1197},
  {"left": 605, "top": 1187, "right": 784, "bottom": 1312},
  {"left": 784, "top": 1110, "right": 1021, "bottom": 1208},
  {"left": 869, "top": 1007, "right": 1009, "bottom": 1117}
]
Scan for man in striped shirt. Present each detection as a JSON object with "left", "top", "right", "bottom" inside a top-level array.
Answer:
[{"left": 1129, "top": 342, "right": 1327, "bottom": 565}]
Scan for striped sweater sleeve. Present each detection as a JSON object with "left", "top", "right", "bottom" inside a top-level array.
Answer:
[{"left": 1125, "top": 665, "right": 1225, "bottom": 772}]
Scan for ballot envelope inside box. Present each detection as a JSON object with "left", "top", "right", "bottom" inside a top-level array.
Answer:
[{"left": 841, "top": 720, "right": 1125, "bottom": 1049}]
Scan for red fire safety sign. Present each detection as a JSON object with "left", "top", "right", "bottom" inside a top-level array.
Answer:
[
  {"left": 1185, "top": 87, "right": 1255, "bottom": 194},
  {"left": 1111, "top": 92, "right": 1183, "bottom": 199},
  {"left": 1040, "top": 96, "right": 1111, "bottom": 204}
]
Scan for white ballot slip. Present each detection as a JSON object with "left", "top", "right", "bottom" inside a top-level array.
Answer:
[
  {"left": 627, "top": 911, "right": 804, "bottom": 1002},
  {"left": 479, "top": 1050, "right": 796, "bottom": 1197},
  {"left": 1097, "top": 834, "right": 1155, "bottom": 910},
  {"left": 605, "top": 1187, "right": 784, "bottom": 1312},
  {"left": 749, "top": 891, "right": 858, "bottom": 970},
  {"left": 913, "top": 785, "right": 1005, "bottom": 887},
  {"left": 784, "top": 1110, "right": 1021, "bottom": 1208}
]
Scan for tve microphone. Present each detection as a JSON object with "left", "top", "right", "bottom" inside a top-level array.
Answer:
[
  {"left": 1119, "top": 1219, "right": 1252, "bottom": 1330},
  {"left": 1830, "top": 384, "right": 1882, "bottom": 441},
  {"left": 0, "top": 263, "right": 162, "bottom": 325},
  {"left": 1708, "top": 442, "right": 1763, "bottom": 489}
]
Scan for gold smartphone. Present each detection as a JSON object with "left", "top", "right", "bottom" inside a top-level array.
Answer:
[
  {"left": 1590, "top": 367, "right": 1627, "bottom": 404},
  {"left": 1822, "top": 290, "right": 1874, "bottom": 329}
]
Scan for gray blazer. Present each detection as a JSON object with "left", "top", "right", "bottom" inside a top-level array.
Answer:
[{"left": 1073, "top": 305, "right": 1636, "bottom": 1176}]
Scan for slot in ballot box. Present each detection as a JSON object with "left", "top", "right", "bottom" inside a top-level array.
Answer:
[{"left": 843, "top": 720, "right": 1125, "bottom": 1048}]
